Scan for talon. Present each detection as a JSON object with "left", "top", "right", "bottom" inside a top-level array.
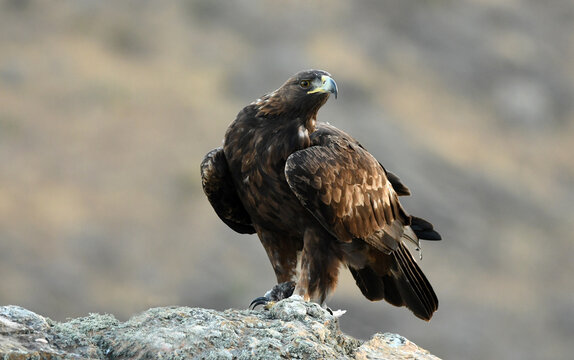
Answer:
[
  {"left": 248, "top": 281, "right": 296, "bottom": 310},
  {"left": 249, "top": 296, "right": 270, "bottom": 310}
]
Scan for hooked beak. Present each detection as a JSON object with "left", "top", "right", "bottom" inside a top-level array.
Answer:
[{"left": 307, "top": 75, "right": 338, "bottom": 99}]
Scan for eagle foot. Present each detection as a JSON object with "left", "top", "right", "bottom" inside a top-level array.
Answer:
[{"left": 249, "top": 281, "right": 296, "bottom": 310}]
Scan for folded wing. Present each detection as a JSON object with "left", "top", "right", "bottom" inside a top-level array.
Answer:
[
  {"left": 284, "top": 124, "right": 439, "bottom": 320},
  {"left": 285, "top": 124, "right": 412, "bottom": 253},
  {"left": 201, "top": 147, "right": 255, "bottom": 234}
]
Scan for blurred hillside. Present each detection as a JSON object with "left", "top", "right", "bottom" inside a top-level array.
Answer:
[{"left": 0, "top": 1, "right": 572, "bottom": 359}]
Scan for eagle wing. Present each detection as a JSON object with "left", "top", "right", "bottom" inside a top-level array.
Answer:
[
  {"left": 200, "top": 147, "right": 255, "bottom": 234},
  {"left": 285, "top": 123, "right": 439, "bottom": 320},
  {"left": 285, "top": 124, "right": 412, "bottom": 254}
]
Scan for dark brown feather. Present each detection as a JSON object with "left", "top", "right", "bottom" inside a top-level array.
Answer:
[
  {"left": 349, "top": 243, "right": 438, "bottom": 320},
  {"left": 200, "top": 147, "right": 255, "bottom": 234},
  {"left": 410, "top": 216, "right": 442, "bottom": 240},
  {"left": 391, "top": 243, "right": 439, "bottom": 320},
  {"left": 386, "top": 171, "right": 411, "bottom": 196}
]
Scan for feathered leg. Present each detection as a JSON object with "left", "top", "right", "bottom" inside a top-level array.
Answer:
[
  {"left": 249, "top": 229, "right": 301, "bottom": 309},
  {"left": 294, "top": 227, "right": 342, "bottom": 305}
]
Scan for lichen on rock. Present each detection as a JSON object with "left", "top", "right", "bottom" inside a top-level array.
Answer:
[{"left": 0, "top": 300, "right": 440, "bottom": 359}]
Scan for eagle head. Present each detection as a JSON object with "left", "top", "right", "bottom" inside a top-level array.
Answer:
[
  {"left": 286, "top": 69, "right": 338, "bottom": 100},
  {"left": 255, "top": 70, "right": 338, "bottom": 124}
]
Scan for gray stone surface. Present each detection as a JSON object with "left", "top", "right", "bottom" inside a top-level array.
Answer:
[{"left": 0, "top": 300, "right": 439, "bottom": 359}]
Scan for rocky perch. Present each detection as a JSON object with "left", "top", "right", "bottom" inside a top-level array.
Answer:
[{"left": 0, "top": 298, "right": 439, "bottom": 359}]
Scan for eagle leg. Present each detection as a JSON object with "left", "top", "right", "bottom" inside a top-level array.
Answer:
[
  {"left": 249, "top": 281, "right": 296, "bottom": 310},
  {"left": 293, "top": 227, "right": 342, "bottom": 305}
]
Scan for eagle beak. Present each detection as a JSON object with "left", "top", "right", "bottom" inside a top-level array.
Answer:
[{"left": 308, "top": 75, "right": 338, "bottom": 99}]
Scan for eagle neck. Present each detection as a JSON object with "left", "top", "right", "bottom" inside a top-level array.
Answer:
[
  {"left": 250, "top": 117, "right": 310, "bottom": 175},
  {"left": 303, "top": 95, "right": 327, "bottom": 134},
  {"left": 305, "top": 116, "right": 317, "bottom": 134}
]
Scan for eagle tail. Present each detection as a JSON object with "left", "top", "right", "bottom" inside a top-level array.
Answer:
[{"left": 350, "top": 243, "right": 438, "bottom": 321}]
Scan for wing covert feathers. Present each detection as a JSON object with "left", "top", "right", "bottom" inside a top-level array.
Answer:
[
  {"left": 284, "top": 123, "right": 439, "bottom": 319},
  {"left": 285, "top": 131, "right": 410, "bottom": 253}
]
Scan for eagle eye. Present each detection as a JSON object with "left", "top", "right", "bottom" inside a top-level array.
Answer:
[{"left": 299, "top": 80, "right": 311, "bottom": 89}]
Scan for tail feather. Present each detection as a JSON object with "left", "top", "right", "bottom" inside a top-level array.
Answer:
[{"left": 349, "top": 243, "right": 438, "bottom": 321}]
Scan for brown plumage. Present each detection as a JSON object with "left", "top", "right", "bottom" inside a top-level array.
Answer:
[{"left": 201, "top": 70, "right": 441, "bottom": 320}]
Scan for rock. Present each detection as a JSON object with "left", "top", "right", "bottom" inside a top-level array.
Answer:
[
  {"left": 355, "top": 333, "right": 440, "bottom": 360},
  {"left": 0, "top": 300, "right": 440, "bottom": 359}
]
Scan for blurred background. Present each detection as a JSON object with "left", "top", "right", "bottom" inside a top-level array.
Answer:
[{"left": 0, "top": 0, "right": 572, "bottom": 359}]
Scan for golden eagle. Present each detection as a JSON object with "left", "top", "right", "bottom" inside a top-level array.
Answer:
[{"left": 201, "top": 70, "right": 441, "bottom": 320}]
